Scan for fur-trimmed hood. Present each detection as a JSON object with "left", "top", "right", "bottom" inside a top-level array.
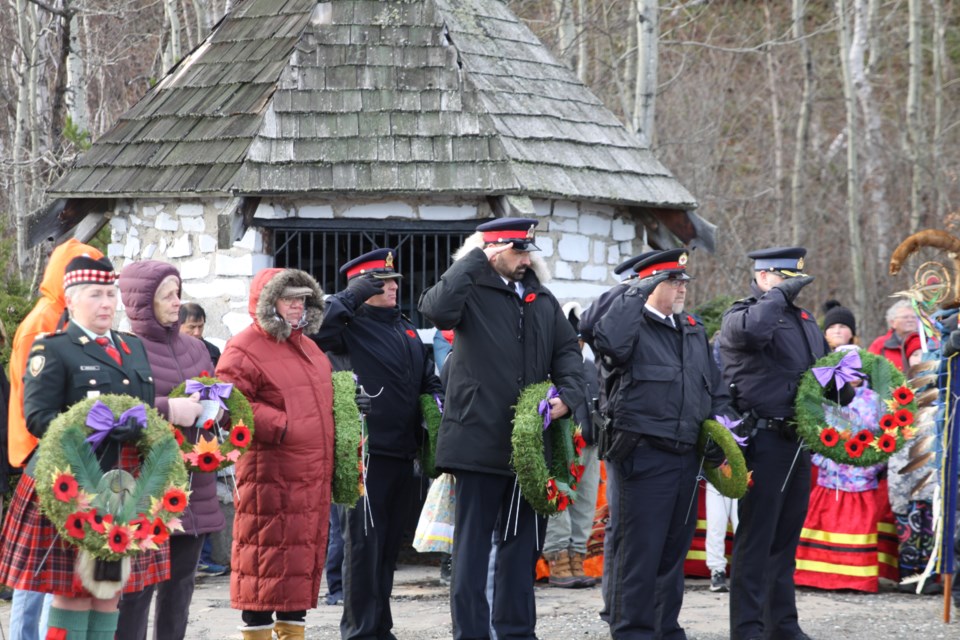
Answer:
[
  {"left": 453, "top": 231, "right": 550, "bottom": 283},
  {"left": 249, "top": 268, "right": 324, "bottom": 341}
]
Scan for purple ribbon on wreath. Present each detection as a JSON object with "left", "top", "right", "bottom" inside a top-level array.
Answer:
[
  {"left": 811, "top": 349, "right": 865, "bottom": 390},
  {"left": 537, "top": 385, "right": 561, "bottom": 430},
  {"left": 715, "top": 414, "right": 748, "bottom": 446},
  {"left": 434, "top": 393, "right": 443, "bottom": 414},
  {"left": 184, "top": 379, "right": 233, "bottom": 410},
  {"left": 85, "top": 401, "right": 147, "bottom": 448}
]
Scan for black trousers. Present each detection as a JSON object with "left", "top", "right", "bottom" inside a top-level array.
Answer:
[
  {"left": 451, "top": 470, "right": 546, "bottom": 640},
  {"left": 341, "top": 454, "right": 416, "bottom": 640},
  {"left": 605, "top": 441, "right": 699, "bottom": 640},
  {"left": 241, "top": 610, "right": 306, "bottom": 626},
  {"left": 729, "top": 430, "right": 811, "bottom": 640}
]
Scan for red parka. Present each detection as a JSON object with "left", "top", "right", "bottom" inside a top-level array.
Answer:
[{"left": 216, "top": 268, "right": 335, "bottom": 612}]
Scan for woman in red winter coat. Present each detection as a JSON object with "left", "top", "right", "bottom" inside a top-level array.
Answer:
[{"left": 216, "top": 268, "right": 335, "bottom": 640}]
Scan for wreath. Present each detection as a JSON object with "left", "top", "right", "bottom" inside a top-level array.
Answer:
[
  {"left": 168, "top": 374, "right": 254, "bottom": 473},
  {"left": 419, "top": 393, "right": 443, "bottom": 479},
  {"left": 795, "top": 348, "right": 918, "bottom": 467},
  {"left": 332, "top": 371, "right": 363, "bottom": 506},
  {"left": 697, "top": 418, "right": 750, "bottom": 499},
  {"left": 35, "top": 394, "right": 189, "bottom": 562},
  {"left": 511, "top": 382, "right": 586, "bottom": 517}
]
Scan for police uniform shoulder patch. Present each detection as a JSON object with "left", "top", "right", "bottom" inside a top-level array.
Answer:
[{"left": 28, "top": 354, "right": 45, "bottom": 377}]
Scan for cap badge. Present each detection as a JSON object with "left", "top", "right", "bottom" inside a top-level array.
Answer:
[
  {"left": 385, "top": 252, "right": 394, "bottom": 269},
  {"left": 797, "top": 256, "right": 805, "bottom": 270},
  {"left": 678, "top": 252, "right": 688, "bottom": 266},
  {"left": 526, "top": 225, "right": 535, "bottom": 239}
]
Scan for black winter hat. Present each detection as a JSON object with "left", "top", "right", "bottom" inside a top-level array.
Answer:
[{"left": 822, "top": 300, "right": 856, "bottom": 336}]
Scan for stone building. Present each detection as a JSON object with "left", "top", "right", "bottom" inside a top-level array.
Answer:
[{"left": 32, "top": 0, "right": 712, "bottom": 344}]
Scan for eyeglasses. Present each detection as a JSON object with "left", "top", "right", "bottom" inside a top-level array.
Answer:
[{"left": 278, "top": 296, "right": 306, "bottom": 306}]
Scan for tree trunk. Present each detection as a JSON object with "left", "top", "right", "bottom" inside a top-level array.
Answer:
[
  {"left": 633, "top": 0, "right": 658, "bottom": 144},
  {"left": 763, "top": 3, "right": 785, "bottom": 237},
  {"left": 554, "top": 0, "right": 576, "bottom": 69},
  {"left": 927, "top": 0, "right": 945, "bottom": 222},
  {"left": 906, "top": 0, "right": 924, "bottom": 231},
  {"left": 576, "top": 0, "right": 588, "bottom": 82},
  {"left": 13, "top": 0, "right": 32, "bottom": 269},
  {"left": 790, "top": 0, "right": 814, "bottom": 247},
  {"left": 162, "top": 0, "right": 182, "bottom": 72},
  {"left": 66, "top": 8, "right": 89, "bottom": 135}
]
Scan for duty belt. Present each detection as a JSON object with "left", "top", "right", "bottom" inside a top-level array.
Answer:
[{"left": 754, "top": 417, "right": 788, "bottom": 431}]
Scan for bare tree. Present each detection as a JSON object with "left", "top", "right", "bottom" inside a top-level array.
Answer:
[
  {"left": 633, "top": 0, "right": 658, "bottom": 143},
  {"left": 906, "top": 0, "right": 924, "bottom": 231},
  {"left": 790, "top": 0, "right": 813, "bottom": 247}
]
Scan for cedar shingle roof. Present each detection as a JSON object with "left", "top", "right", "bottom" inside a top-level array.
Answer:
[{"left": 48, "top": 0, "right": 696, "bottom": 211}]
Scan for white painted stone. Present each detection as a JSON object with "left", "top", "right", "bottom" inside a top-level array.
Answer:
[
  {"left": 142, "top": 205, "right": 161, "bottom": 218},
  {"left": 607, "top": 245, "right": 621, "bottom": 264},
  {"left": 180, "top": 257, "right": 211, "bottom": 280},
  {"left": 548, "top": 218, "right": 578, "bottom": 233},
  {"left": 580, "top": 214, "right": 611, "bottom": 236},
  {"left": 176, "top": 203, "right": 204, "bottom": 217},
  {"left": 558, "top": 234, "right": 590, "bottom": 262},
  {"left": 130, "top": 215, "right": 142, "bottom": 226},
  {"left": 340, "top": 201, "right": 414, "bottom": 219},
  {"left": 537, "top": 236, "right": 555, "bottom": 258},
  {"left": 181, "top": 216, "right": 206, "bottom": 233},
  {"left": 254, "top": 202, "right": 284, "bottom": 219},
  {"left": 593, "top": 240, "right": 605, "bottom": 264},
  {"left": 554, "top": 261, "right": 574, "bottom": 280},
  {"left": 418, "top": 204, "right": 477, "bottom": 221},
  {"left": 118, "top": 317, "right": 131, "bottom": 333},
  {"left": 235, "top": 228, "right": 262, "bottom": 252},
  {"left": 155, "top": 211, "right": 179, "bottom": 231},
  {"left": 110, "top": 217, "right": 128, "bottom": 234},
  {"left": 107, "top": 243, "right": 124, "bottom": 258},
  {"left": 612, "top": 218, "right": 636, "bottom": 241},
  {"left": 128, "top": 227, "right": 139, "bottom": 238},
  {"left": 545, "top": 281, "right": 612, "bottom": 300},
  {"left": 159, "top": 238, "right": 168, "bottom": 254},
  {"left": 142, "top": 243, "right": 157, "bottom": 259},
  {"left": 198, "top": 234, "right": 217, "bottom": 253},
  {"left": 168, "top": 233, "right": 192, "bottom": 258},
  {"left": 531, "top": 199, "right": 552, "bottom": 217},
  {"left": 123, "top": 237, "right": 141, "bottom": 259},
  {"left": 619, "top": 241, "right": 634, "bottom": 255},
  {"left": 206, "top": 337, "right": 227, "bottom": 350},
  {"left": 222, "top": 311, "right": 254, "bottom": 336},
  {"left": 183, "top": 279, "right": 249, "bottom": 299},
  {"left": 215, "top": 252, "right": 272, "bottom": 277},
  {"left": 297, "top": 204, "right": 334, "bottom": 219},
  {"left": 553, "top": 201, "right": 578, "bottom": 218},
  {"left": 581, "top": 265, "right": 609, "bottom": 282}
]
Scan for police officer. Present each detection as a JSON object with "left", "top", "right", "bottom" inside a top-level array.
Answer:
[
  {"left": 581, "top": 249, "right": 733, "bottom": 640},
  {"left": 312, "top": 248, "right": 442, "bottom": 640},
  {"left": 719, "top": 247, "right": 827, "bottom": 640}
]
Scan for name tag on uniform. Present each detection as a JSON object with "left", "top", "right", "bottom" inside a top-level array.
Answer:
[
  {"left": 87, "top": 390, "right": 101, "bottom": 398},
  {"left": 80, "top": 365, "right": 101, "bottom": 371}
]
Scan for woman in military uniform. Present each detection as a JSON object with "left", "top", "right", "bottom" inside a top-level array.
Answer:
[{"left": 0, "top": 256, "right": 160, "bottom": 639}]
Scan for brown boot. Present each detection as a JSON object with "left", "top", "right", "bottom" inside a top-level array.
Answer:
[
  {"left": 240, "top": 625, "right": 274, "bottom": 640},
  {"left": 568, "top": 550, "right": 597, "bottom": 587},
  {"left": 275, "top": 621, "right": 306, "bottom": 640},
  {"left": 545, "top": 549, "right": 579, "bottom": 588}
]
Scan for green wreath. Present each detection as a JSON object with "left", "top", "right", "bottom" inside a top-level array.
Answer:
[
  {"left": 697, "top": 419, "right": 750, "bottom": 499},
  {"left": 332, "top": 371, "right": 363, "bottom": 506},
  {"left": 795, "top": 348, "right": 918, "bottom": 467},
  {"left": 169, "top": 376, "right": 254, "bottom": 473},
  {"left": 419, "top": 394, "right": 442, "bottom": 479},
  {"left": 35, "top": 394, "right": 189, "bottom": 561},
  {"left": 511, "top": 381, "right": 586, "bottom": 517}
]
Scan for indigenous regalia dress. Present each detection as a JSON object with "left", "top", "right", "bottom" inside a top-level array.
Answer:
[{"left": 794, "top": 386, "right": 899, "bottom": 591}]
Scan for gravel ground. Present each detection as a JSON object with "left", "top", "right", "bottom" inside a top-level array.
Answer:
[{"left": 1, "top": 565, "right": 957, "bottom": 638}]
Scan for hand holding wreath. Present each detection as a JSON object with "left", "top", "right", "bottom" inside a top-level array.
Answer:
[{"left": 168, "top": 375, "right": 254, "bottom": 473}]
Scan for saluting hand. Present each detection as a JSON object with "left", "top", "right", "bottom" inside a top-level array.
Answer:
[{"left": 483, "top": 243, "right": 513, "bottom": 262}]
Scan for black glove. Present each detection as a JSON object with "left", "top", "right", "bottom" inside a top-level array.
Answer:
[
  {"left": 355, "top": 387, "right": 373, "bottom": 414},
  {"left": 702, "top": 436, "right": 725, "bottom": 467},
  {"left": 628, "top": 272, "right": 670, "bottom": 298},
  {"left": 346, "top": 275, "right": 385, "bottom": 305},
  {"left": 603, "top": 429, "right": 642, "bottom": 463},
  {"left": 773, "top": 275, "right": 814, "bottom": 303},
  {"left": 823, "top": 378, "right": 856, "bottom": 407},
  {"left": 945, "top": 329, "right": 960, "bottom": 358},
  {"left": 109, "top": 416, "right": 144, "bottom": 443}
]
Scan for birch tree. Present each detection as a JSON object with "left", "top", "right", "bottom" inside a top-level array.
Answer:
[
  {"left": 906, "top": 0, "right": 924, "bottom": 231},
  {"left": 790, "top": 0, "right": 813, "bottom": 247},
  {"left": 633, "top": 0, "right": 658, "bottom": 143}
]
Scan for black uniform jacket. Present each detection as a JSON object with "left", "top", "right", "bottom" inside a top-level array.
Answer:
[
  {"left": 312, "top": 293, "right": 442, "bottom": 459},
  {"left": 584, "top": 282, "right": 732, "bottom": 445},
  {"left": 418, "top": 248, "right": 584, "bottom": 476},
  {"left": 22, "top": 322, "right": 155, "bottom": 470},
  {"left": 719, "top": 282, "right": 828, "bottom": 418}
]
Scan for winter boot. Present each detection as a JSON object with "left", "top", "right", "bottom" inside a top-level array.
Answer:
[
  {"left": 275, "top": 620, "right": 306, "bottom": 640},
  {"left": 546, "top": 549, "right": 579, "bottom": 588},
  {"left": 239, "top": 624, "right": 274, "bottom": 640},
  {"left": 568, "top": 550, "right": 597, "bottom": 587}
]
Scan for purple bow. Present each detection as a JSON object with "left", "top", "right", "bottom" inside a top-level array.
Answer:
[
  {"left": 184, "top": 379, "right": 233, "bottom": 410},
  {"left": 537, "top": 386, "right": 561, "bottom": 431},
  {"left": 715, "top": 415, "right": 748, "bottom": 446},
  {"left": 434, "top": 393, "right": 444, "bottom": 414},
  {"left": 85, "top": 401, "right": 147, "bottom": 448},
  {"left": 811, "top": 350, "right": 865, "bottom": 390}
]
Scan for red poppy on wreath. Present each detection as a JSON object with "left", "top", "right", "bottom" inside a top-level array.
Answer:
[
  {"left": 556, "top": 492, "right": 570, "bottom": 512},
  {"left": 406, "top": 329, "right": 417, "bottom": 338},
  {"left": 819, "top": 427, "right": 840, "bottom": 447},
  {"left": 107, "top": 524, "right": 131, "bottom": 554},
  {"left": 853, "top": 430, "right": 874, "bottom": 445},
  {"left": 161, "top": 487, "right": 188, "bottom": 513},
  {"left": 130, "top": 515, "right": 152, "bottom": 541},
  {"left": 171, "top": 425, "right": 184, "bottom": 446},
  {"left": 570, "top": 462, "right": 585, "bottom": 483},
  {"left": 200, "top": 370, "right": 210, "bottom": 377},
  {"left": 892, "top": 386, "right": 915, "bottom": 405},
  {"left": 230, "top": 424, "right": 251, "bottom": 448},
  {"left": 52, "top": 473, "right": 79, "bottom": 502},
  {"left": 88, "top": 510, "right": 113, "bottom": 534},
  {"left": 879, "top": 414, "right": 897, "bottom": 431},
  {"left": 545, "top": 478, "right": 559, "bottom": 501},
  {"left": 65, "top": 512, "right": 87, "bottom": 539},
  {"left": 202, "top": 419, "right": 214, "bottom": 431},
  {"left": 573, "top": 432, "right": 587, "bottom": 457},
  {"left": 844, "top": 439, "right": 865, "bottom": 458},
  {"left": 524, "top": 293, "right": 537, "bottom": 303},
  {"left": 894, "top": 408, "right": 913, "bottom": 427},
  {"left": 150, "top": 518, "right": 170, "bottom": 545},
  {"left": 196, "top": 452, "right": 220, "bottom": 472},
  {"left": 877, "top": 433, "right": 897, "bottom": 453}
]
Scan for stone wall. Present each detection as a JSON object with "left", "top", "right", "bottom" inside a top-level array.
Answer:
[{"left": 105, "top": 196, "right": 645, "bottom": 343}]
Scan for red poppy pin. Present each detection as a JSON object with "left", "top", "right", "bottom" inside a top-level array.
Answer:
[
  {"left": 801, "top": 311, "right": 810, "bottom": 320},
  {"left": 524, "top": 293, "right": 537, "bottom": 303},
  {"left": 687, "top": 315, "right": 696, "bottom": 326},
  {"left": 406, "top": 329, "right": 417, "bottom": 338},
  {"left": 119, "top": 339, "right": 132, "bottom": 355}
]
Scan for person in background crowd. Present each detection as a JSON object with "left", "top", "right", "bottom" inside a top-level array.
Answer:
[
  {"left": 707, "top": 331, "right": 738, "bottom": 594},
  {"left": 541, "top": 302, "right": 601, "bottom": 589},
  {"left": 116, "top": 261, "right": 224, "bottom": 640},
  {"left": 581, "top": 249, "right": 732, "bottom": 639},
  {"left": 216, "top": 268, "right": 335, "bottom": 640},
  {"left": 867, "top": 300, "right": 923, "bottom": 372},
  {"left": 419, "top": 218, "right": 583, "bottom": 640},
  {"left": 6, "top": 239, "right": 103, "bottom": 640},
  {"left": 720, "top": 247, "right": 828, "bottom": 640},
  {"left": 0, "top": 256, "right": 160, "bottom": 639},
  {"left": 313, "top": 248, "right": 443, "bottom": 640},
  {"left": 430, "top": 327, "right": 455, "bottom": 585},
  {"left": 794, "top": 302, "right": 898, "bottom": 592}
]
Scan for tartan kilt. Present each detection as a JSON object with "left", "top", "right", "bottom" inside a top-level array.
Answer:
[{"left": 0, "top": 475, "right": 170, "bottom": 597}]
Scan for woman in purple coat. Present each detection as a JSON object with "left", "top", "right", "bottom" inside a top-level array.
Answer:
[{"left": 116, "top": 260, "right": 226, "bottom": 639}]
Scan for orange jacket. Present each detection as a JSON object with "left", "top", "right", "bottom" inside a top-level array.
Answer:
[{"left": 7, "top": 239, "right": 103, "bottom": 467}]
